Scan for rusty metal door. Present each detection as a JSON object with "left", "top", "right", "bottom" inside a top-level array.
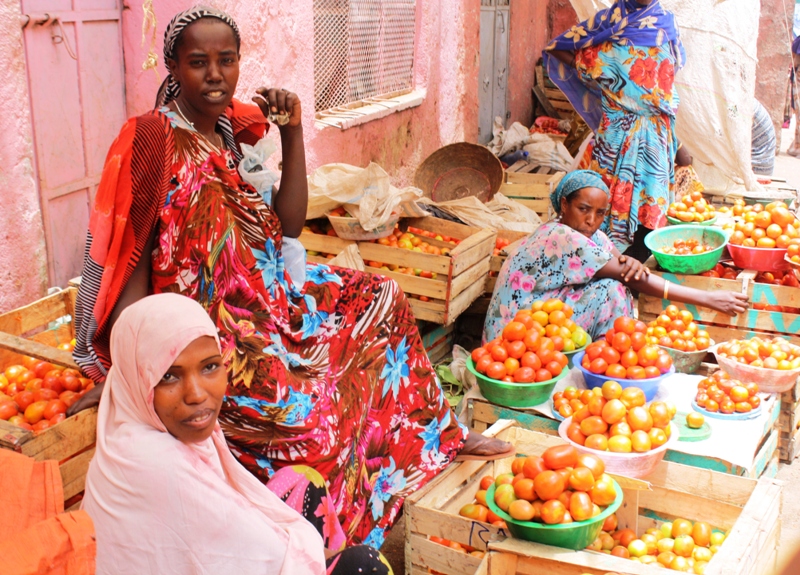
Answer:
[{"left": 20, "top": 1, "right": 126, "bottom": 288}]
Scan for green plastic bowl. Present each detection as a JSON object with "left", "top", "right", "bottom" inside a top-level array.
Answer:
[
  {"left": 466, "top": 358, "right": 567, "bottom": 408},
  {"left": 644, "top": 225, "right": 728, "bottom": 274},
  {"left": 667, "top": 214, "right": 717, "bottom": 226},
  {"left": 486, "top": 480, "right": 623, "bottom": 549}
]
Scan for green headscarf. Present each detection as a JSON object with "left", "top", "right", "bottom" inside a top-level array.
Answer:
[{"left": 550, "top": 170, "right": 610, "bottom": 214}]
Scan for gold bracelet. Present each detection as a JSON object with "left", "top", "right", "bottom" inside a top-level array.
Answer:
[{"left": 663, "top": 280, "right": 670, "bottom": 300}]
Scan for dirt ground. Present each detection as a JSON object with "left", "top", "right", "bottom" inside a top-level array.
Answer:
[{"left": 381, "top": 127, "right": 800, "bottom": 574}]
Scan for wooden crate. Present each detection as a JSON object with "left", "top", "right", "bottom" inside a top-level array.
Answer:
[
  {"left": 420, "top": 322, "right": 455, "bottom": 365},
  {"left": 638, "top": 258, "right": 800, "bottom": 347},
  {"left": 498, "top": 172, "right": 563, "bottom": 221},
  {"left": 778, "top": 381, "right": 800, "bottom": 461},
  {"left": 0, "top": 288, "right": 97, "bottom": 511},
  {"left": 466, "top": 394, "right": 780, "bottom": 479},
  {"left": 407, "top": 421, "right": 782, "bottom": 575},
  {"left": 300, "top": 217, "right": 496, "bottom": 325},
  {"left": 485, "top": 229, "right": 529, "bottom": 297}
]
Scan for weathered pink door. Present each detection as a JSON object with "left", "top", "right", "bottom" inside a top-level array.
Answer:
[{"left": 20, "top": 0, "right": 126, "bottom": 288}]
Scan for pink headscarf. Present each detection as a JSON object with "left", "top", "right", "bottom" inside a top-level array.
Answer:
[{"left": 82, "top": 293, "right": 326, "bottom": 575}]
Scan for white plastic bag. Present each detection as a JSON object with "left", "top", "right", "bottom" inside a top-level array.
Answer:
[{"left": 238, "top": 138, "right": 280, "bottom": 205}]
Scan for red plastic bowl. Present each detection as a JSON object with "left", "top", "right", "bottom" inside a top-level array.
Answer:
[{"left": 727, "top": 243, "right": 788, "bottom": 272}]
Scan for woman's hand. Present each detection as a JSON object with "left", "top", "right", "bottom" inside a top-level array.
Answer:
[
  {"left": 66, "top": 383, "right": 104, "bottom": 417},
  {"left": 617, "top": 255, "right": 650, "bottom": 282},
  {"left": 706, "top": 291, "right": 749, "bottom": 316},
  {"left": 252, "top": 87, "right": 302, "bottom": 128}
]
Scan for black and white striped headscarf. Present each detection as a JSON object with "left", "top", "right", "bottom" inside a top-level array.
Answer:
[{"left": 156, "top": 5, "right": 243, "bottom": 160}]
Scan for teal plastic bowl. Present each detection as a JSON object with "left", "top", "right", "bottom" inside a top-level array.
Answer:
[
  {"left": 466, "top": 357, "right": 567, "bottom": 408},
  {"left": 644, "top": 225, "right": 727, "bottom": 274},
  {"left": 667, "top": 214, "right": 717, "bottom": 226},
  {"left": 486, "top": 480, "right": 623, "bottom": 549}
]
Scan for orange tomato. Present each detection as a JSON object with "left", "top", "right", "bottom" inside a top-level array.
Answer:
[
  {"left": 601, "top": 399, "right": 627, "bottom": 424},
  {"left": 540, "top": 499, "right": 566, "bottom": 524},
  {"left": 589, "top": 476, "right": 617, "bottom": 506},
  {"left": 513, "top": 478, "right": 536, "bottom": 501},
  {"left": 588, "top": 358, "right": 609, "bottom": 374},
  {"left": 533, "top": 470, "right": 566, "bottom": 500},
  {"left": 580, "top": 415, "right": 609, "bottom": 437},
  {"left": 471, "top": 347, "right": 489, "bottom": 362},
  {"left": 614, "top": 317, "right": 636, "bottom": 335},
  {"left": 604, "top": 363, "right": 627, "bottom": 379},
  {"left": 569, "top": 491, "right": 594, "bottom": 521},
  {"left": 485, "top": 362, "right": 507, "bottom": 380},
  {"left": 542, "top": 444, "right": 578, "bottom": 470},
  {"left": 503, "top": 321, "right": 528, "bottom": 342},
  {"left": 577, "top": 453, "right": 605, "bottom": 479},
  {"left": 490, "top": 345, "right": 508, "bottom": 362},
  {"left": 503, "top": 357, "right": 520, "bottom": 375},
  {"left": 513, "top": 366, "right": 535, "bottom": 383},
  {"left": 584, "top": 434, "right": 608, "bottom": 451},
  {"left": 475, "top": 355, "right": 493, "bottom": 374}
]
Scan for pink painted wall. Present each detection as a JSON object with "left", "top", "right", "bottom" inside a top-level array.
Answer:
[
  {"left": 122, "top": 0, "right": 479, "bottom": 186},
  {"left": 0, "top": 2, "right": 49, "bottom": 312},
  {"left": 508, "top": 1, "right": 550, "bottom": 126}
]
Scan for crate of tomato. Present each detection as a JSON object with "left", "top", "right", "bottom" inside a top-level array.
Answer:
[
  {"left": 0, "top": 288, "right": 97, "bottom": 510},
  {"left": 407, "top": 421, "right": 782, "bottom": 575},
  {"left": 300, "top": 216, "right": 496, "bottom": 325}
]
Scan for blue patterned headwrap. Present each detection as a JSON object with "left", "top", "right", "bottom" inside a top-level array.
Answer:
[
  {"left": 551, "top": 170, "right": 610, "bottom": 213},
  {"left": 543, "top": 0, "right": 685, "bottom": 131}
]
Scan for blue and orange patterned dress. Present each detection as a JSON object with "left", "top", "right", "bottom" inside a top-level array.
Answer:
[{"left": 576, "top": 42, "right": 680, "bottom": 250}]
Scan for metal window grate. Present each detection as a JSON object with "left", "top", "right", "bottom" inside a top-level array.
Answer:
[{"left": 314, "top": 0, "right": 416, "bottom": 113}]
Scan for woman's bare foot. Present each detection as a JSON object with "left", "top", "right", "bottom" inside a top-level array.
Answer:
[{"left": 456, "top": 431, "right": 515, "bottom": 461}]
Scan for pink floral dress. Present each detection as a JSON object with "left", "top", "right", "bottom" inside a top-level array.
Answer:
[{"left": 483, "top": 221, "right": 634, "bottom": 341}]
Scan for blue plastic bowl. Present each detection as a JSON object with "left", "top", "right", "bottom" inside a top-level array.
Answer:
[{"left": 572, "top": 350, "right": 673, "bottom": 401}]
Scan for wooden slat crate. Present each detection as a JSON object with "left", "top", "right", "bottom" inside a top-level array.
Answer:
[
  {"left": 466, "top": 392, "right": 780, "bottom": 479},
  {"left": 420, "top": 322, "right": 455, "bottom": 365},
  {"left": 498, "top": 171, "right": 563, "bottom": 221},
  {"left": 485, "top": 229, "right": 529, "bottom": 297},
  {"left": 638, "top": 258, "right": 800, "bottom": 347},
  {"left": 300, "top": 217, "right": 496, "bottom": 325},
  {"left": 0, "top": 288, "right": 97, "bottom": 511},
  {"left": 407, "top": 421, "right": 782, "bottom": 575},
  {"left": 778, "top": 381, "right": 800, "bottom": 461}
]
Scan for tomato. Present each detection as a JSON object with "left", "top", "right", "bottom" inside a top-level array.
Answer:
[
  {"left": 471, "top": 347, "right": 489, "bottom": 362},
  {"left": 479, "top": 475, "right": 495, "bottom": 491},
  {"left": 475, "top": 355, "right": 493, "bottom": 374},
  {"left": 652, "top": 355, "right": 672, "bottom": 376},
  {"left": 588, "top": 357, "right": 609, "bottom": 374},
  {"left": 61, "top": 375, "right": 81, "bottom": 393},
  {"left": 614, "top": 317, "right": 636, "bottom": 336},
  {"left": 584, "top": 434, "right": 608, "bottom": 451},
  {"left": 565, "top": 422, "right": 586, "bottom": 445},
  {"left": 0, "top": 400, "right": 19, "bottom": 421},
  {"left": 608, "top": 435, "right": 632, "bottom": 453},
  {"left": 648, "top": 402, "right": 671, "bottom": 429},
  {"left": 533, "top": 368, "right": 552, "bottom": 382},
  {"left": 490, "top": 345, "right": 508, "bottom": 362},
  {"left": 32, "top": 361, "right": 54, "bottom": 379},
  {"left": 609, "top": 421, "right": 632, "bottom": 437},
  {"left": 522, "top": 332, "right": 541, "bottom": 352},
  {"left": 459, "top": 503, "right": 489, "bottom": 522},
  {"left": 552, "top": 351, "right": 569, "bottom": 368},
  {"left": 544, "top": 361, "right": 563, "bottom": 377},
  {"left": 513, "top": 366, "right": 535, "bottom": 383},
  {"left": 602, "top": 512, "right": 618, "bottom": 532},
  {"left": 514, "top": 478, "right": 536, "bottom": 501},
  {"left": 13, "top": 391, "right": 35, "bottom": 411},
  {"left": 4, "top": 365, "right": 25, "bottom": 382},
  {"left": 24, "top": 400, "right": 48, "bottom": 425},
  {"left": 539, "top": 499, "right": 566, "bottom": 524},
  {"left": 542, "top": 444, "right": 578, "bottom": 470},
  {"left": 533, "top": 470, "right": 565, "bottom": 500},
  {"left": 611, "top": 545, "right": 630, "bottom": 558},
  {"left": 42, "top": 399, "right": 67, "bottom": 420},
  {"left": 493, "top": 483, "right": 516, "bottom": 512},
  {"left": 580, "top": 416, "right": 608, "bottom": 437},
  {"left": 520, "top": 455, "right": 546, "bottom": 481},
  {"left": 567, "top": 467, "right": 595, "bottom": 492},
  {"left": 508, "top": 499, "right": 536, "bottom": 521},
  {"left": 485, "top": 362, "right": 507, "bottom": 380},
  {"left": 620, "top": 387, "right": 646, "bottom": 409},
  {"left": 599, "top": 346, "right": 621, "bottom": 366},
  {"left": 506, "top": 340, "right": 526, "bottom": 360},
  {"left": 601, "top": 399, "right": 627, "bottom": 424},
  {"left": 569, "top": 491, "right": 594, "bottom": 521},
  {"left": 576, "top": 453, "right": 604, "bottom": 480},
  {"left": 520, "top": 351, "right": 541, "bottom": 371},
  {"left": 33, "top": 389, "right": 58, "bottom": 403},
  {"left": 589, "top": 476, "right": 617, "bottom": 506},
  {"left": 49, "top": 413, "right": 66, "bottom": 426},
  {"left": 32, "top": 419, "right": 51, "bottom": 432}
]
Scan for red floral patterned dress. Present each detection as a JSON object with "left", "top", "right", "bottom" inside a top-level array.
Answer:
[{"left": 73, "top": 102, "right": 466, "bottom": 548}]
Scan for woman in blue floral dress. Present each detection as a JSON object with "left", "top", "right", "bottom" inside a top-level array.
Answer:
[
  {"left": 544, "top": 0, "right": 684, "bottom": 259},
  {"left": 484, "top": 171, "right": 748, "bottom": 342}
]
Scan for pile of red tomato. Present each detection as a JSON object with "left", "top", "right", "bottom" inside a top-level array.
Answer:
[
  {"left": 0, "top": 342, "right": 92, "bottom": 432},
  {"left": 581, "top": 317, "right": 673, "bottom": 379},
  {"left": 481, "top": 445, "right": 617, "bottom": 525},
  {"left": 695, "top": 371, "right": 760, "bottom": 415}
]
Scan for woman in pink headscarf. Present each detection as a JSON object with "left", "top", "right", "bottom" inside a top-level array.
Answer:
[{"left": 82, "top": 293, "right": 391, "bottom": 574}]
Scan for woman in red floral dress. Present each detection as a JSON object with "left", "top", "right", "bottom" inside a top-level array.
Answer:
[{"left": 70, "top": 6, "right": 510, "bottom": 549}]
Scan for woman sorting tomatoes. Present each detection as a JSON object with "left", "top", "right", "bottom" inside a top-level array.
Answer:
[
  {"left": 484, "top": 170, "right": 749, "bottom": 343},
  {"left": 70, "top": 5, "right": 511, "bottom": 551}
]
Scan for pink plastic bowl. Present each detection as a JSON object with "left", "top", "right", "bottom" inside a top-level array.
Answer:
[
  {"left": 558, "top": 417, "right": 676, "bottom": 479},
  {"left": 727, "top": 243, "right": 789, "bottom": 272}
]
